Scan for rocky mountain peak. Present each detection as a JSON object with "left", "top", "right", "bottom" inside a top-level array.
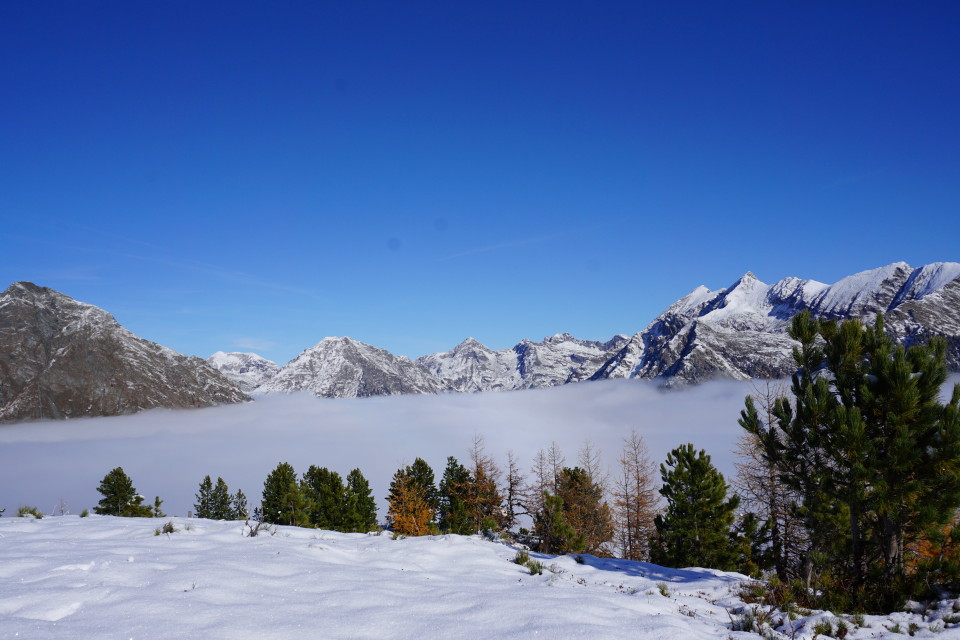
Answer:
[{"left": 0, "top": 284, "right": 249, "bottom": 422}]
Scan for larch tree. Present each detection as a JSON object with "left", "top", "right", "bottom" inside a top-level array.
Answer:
[
  {"left": 387, "top": 470, "right": 433, "bottom": 536},
  {"left": 466, "top": 435, "right": 504, "bottom": 532},
  {"left": 613, "top": 430, "right": 660, "bottom": 561}
]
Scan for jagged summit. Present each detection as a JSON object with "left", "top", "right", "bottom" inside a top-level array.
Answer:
[
  {"left": 0, "top": 283, "right": 249, "bottom": 423},
  {"left": 206, "top": 351, "right": 280, "bottom": 393},
  {"left": 259, "top": 336, "right": 439, "bottom": 398}
]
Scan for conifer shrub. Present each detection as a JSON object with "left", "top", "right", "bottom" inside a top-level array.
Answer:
[
  {"left": 513, "top": 550, "right": 530, "bottom": 565},
  {"left": 79, "top": 509, "right": 89, "bottom": 518},
  {"left": 527, "top": 559, "right": 543, "bottom": 575},
  {"left": 18, "top": 505, "right": 42, "bottom": 518}
]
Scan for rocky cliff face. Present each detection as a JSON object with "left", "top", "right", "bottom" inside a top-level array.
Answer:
[
  {"left": 0, "top": 282, "right": 249, "bottom": 422},
  {"left": 259, "top": 337, "right": 441, "bottom": 398}
]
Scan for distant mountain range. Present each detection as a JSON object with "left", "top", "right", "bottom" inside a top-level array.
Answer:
[
  {"left": 210, "top": 261, "right": 960, "bottom": 397},
  {"left": 2, "top": 261, "right": 958, "bottom": 421}
]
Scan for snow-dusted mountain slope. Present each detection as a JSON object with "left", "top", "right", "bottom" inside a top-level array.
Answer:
[
  {"left": 576, "top": 261, "right": 960, "bottom": 385},
  {"left": 206, "top": 351, "right": 280, "bottom": 393},
  {"left": 260, "top": 336, "right": 441, "bottom": 398},
  {"left": 0, "top": 282, "right": 249, "bottom": 422},
  {"left": 245, "top": 261, "right": 960, "bottom": 398},
  {"left": 1, "top": 515, "right": 953, "bottom": 639},
  {"left": 417, "top": 333, "right": 629, "bottom": 393}
]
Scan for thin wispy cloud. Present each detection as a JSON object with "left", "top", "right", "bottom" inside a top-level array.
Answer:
[{"left": 437, "top": 233, "right": 566, "bottom": 262}]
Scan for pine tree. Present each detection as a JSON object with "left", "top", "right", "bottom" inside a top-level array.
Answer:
[
  {"left": 741, "top": 311, "right": 960, "bottom": 606},
  {"left": 438, "top": 456, "right": 472, "bottom": 534},
  {"left": 556, "top": 466, "right": 613, "bottom": 555},
  {"left": 651, "top": 444, "right": 740, "bottom": 570},
  {"left": 733, "top": 381, "right": 804, "bottom": 580},
  {"left": 534, "top": 492, "right": 580, "bottom": 554},
  {"left": 261, "top": 462, "right": 308, "bottom": 526},
  {"left": 94, "top": 467, "right": 137, "bottom": 516},
  {"left": 343, "top": 469, "right": 377, "bottom": 532},
  {"left": 232, "top": 489, "right": 249, "bottom": 520},
  {"left": 152, "top": 496, "right": 165, "bottom": 518},
  {"left": 211, "top": 477, "right": 233, "bottom": 520},
  {"left": 406, "top": 458, "right": 439, "bottom": 521},
  {"left": 194, "top": 475, "right": 215, "bottom": 519},
  {"left": 301, "top": 466, "right": 345, "bottom": 530}
]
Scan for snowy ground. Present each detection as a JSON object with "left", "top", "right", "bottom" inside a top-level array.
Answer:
[{"left": 3, "top": 516, "right": 960, "bottom": 639}]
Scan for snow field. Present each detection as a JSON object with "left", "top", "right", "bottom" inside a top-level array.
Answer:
[{"left": 4, "top": 516, "right": 960, "bottom": 639}]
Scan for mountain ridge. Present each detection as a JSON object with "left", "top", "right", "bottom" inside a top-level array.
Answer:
[
  {"left": 207, "top": 261, "right": 960, "bottom": 398},
  {"left": 0, "top": 282, "right": 249, "bottom": 423}
]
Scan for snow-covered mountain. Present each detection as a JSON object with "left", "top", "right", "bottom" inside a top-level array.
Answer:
[
  {"left": 259, "top": 336, "right": 441, "bottom": 398},
  {"left": 0, "top": 282, "right": 249, "bottom": 422},
  {"left": 232, "top": 261, "right": 960, "bottom": 398},
  {"left": 417, "top": 334, "right": 629, "bottom": 393},
  {"left": 206, "top": 351, "right": 280, "bottom": 393},
  {"left": 576, "top": 261, "right": 960, "bottom": 385}
]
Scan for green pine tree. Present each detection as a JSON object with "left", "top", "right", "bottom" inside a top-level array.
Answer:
[
  {"left": 194, "top": 475, "right": 215, "bottom": 519},
  {"left": 94, "top": 467, "right": 138, "bottom": 516},
  {"left": 209, "top": 477, "right": 233, "bottom": 520},
  {"left": 301, "top": 466, "right": 346, "bottom": 530},
  {"left": 343, "top": 468, "right": 377, "bottom": 533},
  {"left": 232, "top": 489, "right": 249, "bottom": 520},
  {"left": 439, "top": 456, "right": 473, "bottom": 534},
  {"left": 534, "top": 491, "right": 580, "bottom": 554},
  {"left": 261, "top": 462, "right": 308, "bottom": 526},
  {"left": 651, "top": 444, "right": 740, "bottom": 570},
  {"left": 741, "top": 311, "right": 960, "bottom": 608}
]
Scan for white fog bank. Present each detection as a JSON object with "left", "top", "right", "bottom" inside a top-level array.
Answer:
[{"left": 2, "top": 375, "right": 958, "bottom": 519}]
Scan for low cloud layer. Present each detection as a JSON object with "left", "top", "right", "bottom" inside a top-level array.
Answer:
[{"left": 3, "top": 375, "right": 958, "bottom": 519}]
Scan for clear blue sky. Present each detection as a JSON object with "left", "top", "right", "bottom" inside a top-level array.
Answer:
[{"left": 2, "top": 1, "right": 958, "bottom": 365}]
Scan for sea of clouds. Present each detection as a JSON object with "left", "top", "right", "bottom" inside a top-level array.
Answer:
[{"left": 2, "top": 375, "right": 958, "bottom": 519}]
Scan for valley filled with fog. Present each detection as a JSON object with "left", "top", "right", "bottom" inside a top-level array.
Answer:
[{"left": 1, "top": 379, "right": 761, "bottom": 519}]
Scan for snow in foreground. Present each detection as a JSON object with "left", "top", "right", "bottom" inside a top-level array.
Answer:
[{"left": 2, "top": 517, "right": 959, "bottom": 639}]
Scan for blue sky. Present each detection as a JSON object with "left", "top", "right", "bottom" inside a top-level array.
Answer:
[{"left": 2, "top": 2, "right": 958, "bottom": 365}]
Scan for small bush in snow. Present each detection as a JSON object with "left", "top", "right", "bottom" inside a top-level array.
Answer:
[
  {"left": 657, "top": 582, "right": 669, "bottom": 597},
  {"left": 18, "top": 505, "right": 42, "bottom": 519},
  {"left": 154, "top": 521, "right": 177, "bottom": 536},
  {"left": 79, "top": 509, "right": 89, "bottom": 517},
  {"left": 512, "top": 550, "right": 530, "bottom": 565},
  {"left": 527, "top": 560, "right": 543, "bottom": 576}
]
